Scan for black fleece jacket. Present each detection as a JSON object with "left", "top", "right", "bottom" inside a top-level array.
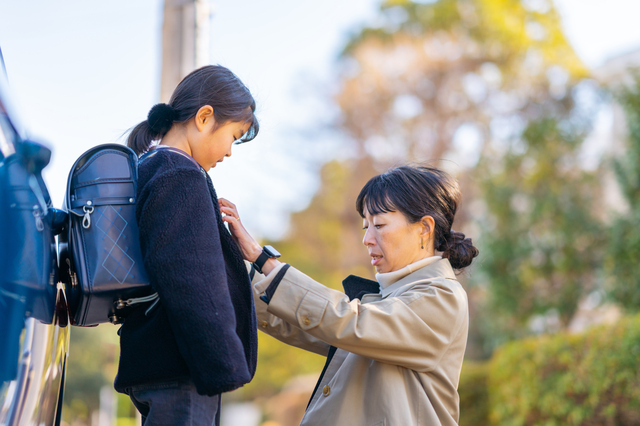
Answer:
[{"left": 114, "top": 148, "right": 257, "bottom": 396}]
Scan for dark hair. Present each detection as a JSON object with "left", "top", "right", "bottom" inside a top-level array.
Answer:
[
  {"left": 127, "top": 65, "right": 259, "bottom": 155},
  {"left": 356, "top": 165, "right": 479, "bottom": 270}
]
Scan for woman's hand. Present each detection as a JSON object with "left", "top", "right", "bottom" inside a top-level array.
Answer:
[{"left": 219, "top": 198, "right": 263, "bottom": 262}]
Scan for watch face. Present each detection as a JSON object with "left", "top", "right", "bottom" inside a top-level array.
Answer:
[{"left": 263, "top": 245, "right": 281, "bottom": 258}]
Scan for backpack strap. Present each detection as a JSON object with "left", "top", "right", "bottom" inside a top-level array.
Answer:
[{"left": 141, "top": 146, "right": 205, "bottom": 173}]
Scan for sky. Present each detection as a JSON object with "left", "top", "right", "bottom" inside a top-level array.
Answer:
[{"left": 0, "top": 0, "right": 639, "bottom": 240}]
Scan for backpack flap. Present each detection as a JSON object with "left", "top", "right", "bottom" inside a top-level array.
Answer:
[{"left": 64, "top": 144, "right": 151, "bottom": 326}]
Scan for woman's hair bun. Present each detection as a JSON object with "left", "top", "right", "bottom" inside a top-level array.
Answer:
[
  {"left": 439, "top": 230, "right": 479, "bottom": 270},
  {"left": 147, "top": 103, "right": 176, "bottom": 135}
]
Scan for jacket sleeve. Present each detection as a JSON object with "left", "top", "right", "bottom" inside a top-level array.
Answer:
[
  {"left": 137, "top": 168, "right": 251, "bottom": 395},
  {"left": 247, "top": 262, "right": 331, "bottom": 357},
  {"left": 255, "top": 265, "right": 468, "bottom": 372}
]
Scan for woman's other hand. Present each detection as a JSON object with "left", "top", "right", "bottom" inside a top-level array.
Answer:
[{"left": 219, "top": 198, "right": 262, "bottom": 262}]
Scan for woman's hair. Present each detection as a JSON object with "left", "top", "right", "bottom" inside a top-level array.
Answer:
[
  {"left": 127, "top": 65, "right": 259, "bottom": 155},
  {"left": 356, "top": 165, "right": 479, "bottom": 270}
]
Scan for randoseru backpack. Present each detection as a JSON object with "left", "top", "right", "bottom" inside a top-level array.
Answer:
[{"left": 59, "top": 144, "right": 156, "bottom": 326}]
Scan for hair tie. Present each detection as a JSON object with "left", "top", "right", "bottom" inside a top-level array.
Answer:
[
  {"left": 148, "top": 103, "right": 176, "bottom": 135},
  {"left": 437, "top": 229, "right": 456, "bottom": 251}
]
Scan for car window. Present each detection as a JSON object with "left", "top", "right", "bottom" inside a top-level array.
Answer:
[{"left": 0, "top": 102, "right": 16, "bottom": 160}]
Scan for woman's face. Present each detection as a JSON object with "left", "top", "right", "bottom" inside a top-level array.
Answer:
[{"left": 362, "top": 207, "right": 428, "bottom": 274}]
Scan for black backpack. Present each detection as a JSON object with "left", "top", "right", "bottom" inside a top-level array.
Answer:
[{"left": 59, "top": 144, "right": 156, "bottom": 326}]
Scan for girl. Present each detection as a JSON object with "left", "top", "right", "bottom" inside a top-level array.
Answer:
[{"left": 114, "top": 65, "right": 259, "bottom": 425}]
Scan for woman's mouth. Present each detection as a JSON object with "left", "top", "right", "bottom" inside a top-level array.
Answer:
[{"left": 370, "top": 254, "right": 383, "bottom": 266}]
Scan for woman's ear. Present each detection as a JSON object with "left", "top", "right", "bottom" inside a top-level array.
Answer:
[
  {"left": 194, "top": 105, "right": 215, "bottom": 132},
  {"left": 420, "top": 216, "right": 435, "bottom": 238}
]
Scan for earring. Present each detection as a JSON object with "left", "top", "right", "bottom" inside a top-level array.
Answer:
[{"left": 421, "top": 237, "right": 424, "bottom": 250}]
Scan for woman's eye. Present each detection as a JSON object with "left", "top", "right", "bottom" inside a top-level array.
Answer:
[{"left": 374, "top": 224, "right": 382, "bottom": 229}]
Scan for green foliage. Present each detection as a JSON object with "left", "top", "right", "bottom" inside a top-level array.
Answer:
[
  {"left": 116, "top": 418, "right": 137, "bottom": 426},
  {"left": 488, "top": 314, "right": 640, "bottom": 425},
  {"left": 459, "top": 361, "right": 490, "bottom": 426},
  {"left": 337, "top": 0, "right": 587, "bottom": 166},
  {"left": 62, "top": 324, "right": 120, "bottom": 423},
  {"left": 246, "top": 0, "right": 598, "bottom": 402},
  {"left": 346, "top": 0, "right": 584, "bottom": 76},
  {"left": 476, "top": 116, "right": 603, "bottom": 344},
  {"left": 605, "top": 74, "right": 640, "bottom": 310}
]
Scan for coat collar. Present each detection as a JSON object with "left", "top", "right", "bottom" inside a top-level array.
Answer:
[
  {"left": 341, "top": 258, "right": 457, "bottom": 300},
  {"left": 381, "top": 258, "right": 456, "bottom": 298}
]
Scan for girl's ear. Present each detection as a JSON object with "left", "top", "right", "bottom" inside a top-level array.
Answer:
[{"left": 194, "top": 105, "right": 215, "bottom": 132}]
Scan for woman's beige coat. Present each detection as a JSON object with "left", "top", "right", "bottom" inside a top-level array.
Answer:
[{"left": 252, "top": 258, "right": 468, "bottom": 426}]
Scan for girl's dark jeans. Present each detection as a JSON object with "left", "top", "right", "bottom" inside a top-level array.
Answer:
[{"left": 128, "top": 380, "right": 221, "bottom": 425}]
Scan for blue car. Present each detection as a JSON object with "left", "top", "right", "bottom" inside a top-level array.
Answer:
[{"left": 0, "top": 48, "right": 70, "bottom": 426}]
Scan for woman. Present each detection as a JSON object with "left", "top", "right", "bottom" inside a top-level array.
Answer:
[
  {"left": 221, "top": 165, "right": 479, "bottom": 425},
  {"left": 114, "top": 65, "right": 259, "bottom": 425}
]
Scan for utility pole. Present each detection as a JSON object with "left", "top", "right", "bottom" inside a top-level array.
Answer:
[{"left": 160, "top": 0, "right": 213, "bottom": 102}]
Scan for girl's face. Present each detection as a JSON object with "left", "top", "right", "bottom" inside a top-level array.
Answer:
[
  {"left": 192, "top": 118, "right": 250, "bottom": 171},
  {"left": 362, "top": 207, "right": 430, "bottom": 274}
]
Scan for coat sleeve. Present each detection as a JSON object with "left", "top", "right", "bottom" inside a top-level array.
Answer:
[
  {"left": 255, "top": 265, "right": 468, "bottom": 372},
  {"left": 247, "top": 262, "right": 331, "bottom": 356},
  {"left": 137, "top": 168, "right": 251, "bottom": 395}
]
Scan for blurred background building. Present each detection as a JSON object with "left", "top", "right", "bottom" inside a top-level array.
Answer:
[{"left": 161, "top": 0, "right": 213, "bottom": 102}]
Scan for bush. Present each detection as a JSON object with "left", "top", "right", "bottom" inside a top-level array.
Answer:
[
  {"left": 459, "top": 361, "right": 490, "bottom": 426},
  {"left": 488, "top": 314, "right": 640, "bottom": 425}
]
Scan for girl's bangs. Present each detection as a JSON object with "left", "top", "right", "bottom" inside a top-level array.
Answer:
[{"left": 235, "top": 112, "right": 259, "bottom": 144}]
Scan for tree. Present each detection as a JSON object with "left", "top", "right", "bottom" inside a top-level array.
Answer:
[
  {"left": 605, "top": 74, "right": 640, "bottom": 310},
  {"left": 336, "top": 0, "right": 587, "bottom": 169},
  {"left": 333, "top": 0, "right": 596, "bottom": 352},
  {"left": 476, "top": 115, "right": 604, "bottom": 345},
  {"left": 249, "top": 0, "right": 597, "bottom": 397}
]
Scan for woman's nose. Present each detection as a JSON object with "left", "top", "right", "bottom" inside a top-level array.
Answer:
[{"left": 362, "top": 228, "right": 374, "bottom": 247}]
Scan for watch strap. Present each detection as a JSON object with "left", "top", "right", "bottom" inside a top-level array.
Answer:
[{"left": 253, "top": 250, "right": 270, "bottom": 274}]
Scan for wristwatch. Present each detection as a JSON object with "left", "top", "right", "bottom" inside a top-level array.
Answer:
[{"left": 252, "top": 245, "right": 281, "bottom": 274}]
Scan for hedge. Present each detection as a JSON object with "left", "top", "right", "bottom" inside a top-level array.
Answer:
[
  {"left": 459, "top": 361, "right": 490, "bottom": 426},
  {"left": 487, "top": 313, "right": 640, "bottom": 425}
]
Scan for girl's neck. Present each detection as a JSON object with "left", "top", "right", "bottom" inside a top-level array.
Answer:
[{"left": 159, "top": 123, "right": 191, "bottom": 157}]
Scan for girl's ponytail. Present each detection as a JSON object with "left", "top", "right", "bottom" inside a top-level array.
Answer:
[
  {"left": 127, "top": 65, "right": 259, "bottom": 155},
  {"left": 127, "top": 103, "right": 177, "bottom": 155}
]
